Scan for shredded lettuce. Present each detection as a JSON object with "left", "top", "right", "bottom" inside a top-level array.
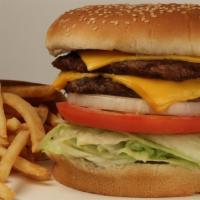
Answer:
[{"left": 40, "top": 123, "right": 200, "bottom": 169}]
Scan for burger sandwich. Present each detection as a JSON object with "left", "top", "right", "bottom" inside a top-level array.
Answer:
[{"left": 40, "top": 3, "right": 200, "bottom": 197}]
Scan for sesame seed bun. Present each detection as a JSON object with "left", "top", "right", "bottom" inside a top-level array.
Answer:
[
  {"left": 46, "top": 4, "right": 200, "bottom": 57},
  {"left": 52, "top": 156, "right": 200, "bottom": 197}
]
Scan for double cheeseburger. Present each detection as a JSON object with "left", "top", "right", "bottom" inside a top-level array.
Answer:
[{"left": 40, "top": 4, "right": 200, "bottom": 197}]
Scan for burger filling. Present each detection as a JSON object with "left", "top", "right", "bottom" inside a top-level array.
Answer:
[
  {"left": 66, "top": 76, "right": 139, "bottom": 98},
  {"left": 53, "top": 52, "right": 200, "bottom": 81},
  {"left": 41, "top": 50, "right": 200, "bottom": 169},
  {"left": 52, "top": 50, "right": 200, "bottom": 112},
  {"left": 54, "top": 52, "right": 200, "bottom": 99},
  {"left": 40, "top": 123, "right": 200, "bottom": 169}
]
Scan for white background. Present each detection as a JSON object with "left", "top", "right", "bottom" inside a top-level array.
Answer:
[{"left": 0, "top": 0, "right": 198, "bottom": 84}]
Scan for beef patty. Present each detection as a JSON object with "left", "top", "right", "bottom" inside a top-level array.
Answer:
[
  {"left": 66, "top": 76, "right": 139, "bottom": 98},
  {"left": 53, "top": 52, "right": 200, "bottom": 81},
  {"left": 66, "top": 76, "right": 200, "bottom": 100}
]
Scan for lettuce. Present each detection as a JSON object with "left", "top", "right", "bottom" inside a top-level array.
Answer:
[{"left": 40, "top": 123, "right": 200, "bottom": 169}]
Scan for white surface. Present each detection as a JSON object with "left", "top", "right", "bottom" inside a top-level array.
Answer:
[
  {"left": 8, "top": 172, "right": 200, "bottom": 200},
  {"left": 1, "top": 0, "right": 200, "bottom": 199}
]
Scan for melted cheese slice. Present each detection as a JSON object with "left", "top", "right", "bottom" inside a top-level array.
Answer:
[
  {"left": 79, "top": 50, "right": 200, "bottom": 71},
  {"left": 53, "top": 72, "right": 200, "bottom": 112},
  {"left": 53, "top": 72, "right": 97, "bottom": 90},
  {"left": 106, "top": 74, "right": 200, "bottom": 112}
]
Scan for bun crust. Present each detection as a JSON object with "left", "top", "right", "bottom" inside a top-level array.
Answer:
[
  {"left": 52, "top": 156, "right": 200, "bottom": 197},
  {"left": 46, "top": 4, "right": 200, "bottom": 56}
]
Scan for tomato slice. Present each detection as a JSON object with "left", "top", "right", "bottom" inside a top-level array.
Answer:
[{"left": 57, "top": 102, "right": 200, "bottom": 135}]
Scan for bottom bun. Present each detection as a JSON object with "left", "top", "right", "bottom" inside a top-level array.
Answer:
[{"left": 52, "top": 156, "right": 200, "bottom": 197}]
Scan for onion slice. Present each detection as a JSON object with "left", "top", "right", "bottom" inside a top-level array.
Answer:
[{"left": 68, "top": 93, "right": 200, "bottom": 116}]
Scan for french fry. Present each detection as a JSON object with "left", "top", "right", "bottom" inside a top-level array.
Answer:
[
  {"left": 4, "top": 105, "right": 22, "bottom": 119},
  {"left": 47, "top": 112, "right": 63, "bottom": 127},
  {"left": 1, "top": 81, "right": 66, "bottom": 104},
  {"left": 0, "top": 83, "right": 55, "bottom": 199},
  {"left": 0, "top": 137, "right": 9, "bottom": 147},
  {"left": 0, "top": 85, "right": 7, "bottom": 138},
  {"left": 7, "top": 135, "right": 15, "bottom": 144},
  {"left": 13, "top": 157, "right": 51, "bottom": 181},
  {"left": 18, "top": 123, "right": 28, "bottom": 130},
  {"left": 0, "top": 130, "right": 29, "bottom": 182},
  {"left": 6, "top": 117, "right": 21, "bottom": 132},
  {"left": 35, "top": 104, "right": 49, "bottom": 124},
  {"left": 17, "top": 123, "right": 32, "bottom": 146},
  {"left": 0, "top": 146, "right": 50, "bottom": 181},
  {"left": 2, "top": 93, "right": 45, "bottom": 152},
  {"left": 0, "top": 182, "right": 15, "bottom": 200},
  {"left": 1, "top": 85, "right": 56, "bottom": 99}
]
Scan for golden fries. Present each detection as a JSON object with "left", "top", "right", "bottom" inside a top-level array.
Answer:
[
  {"left": 6, "top": 117, "right": 21, "bottom": 132},
  {"left": 2, "top": 93, "right": 45, "bottom": 152},
  {"left": 18, "top": 123, "right": 28, "bottom": 131},
  {"left": 0, "top": 85, "right": 7, "bottom": 138},
  {"left": 0, "top": 81, "right": 62, "bottom": 199},
  {"left": 35, "top": 104, "right": 49, "bottom": 124},
  {"left": 13, "top": 156, "right": 50, "bottom": 181},
  {"left": 1, "top": 80, "right": 66, "bottom": 103},
  {"left": 47, "top": 112, "right": 63, "bottom": 127},
  {"left": 0, "top": 131, "right": 29, "bottom": 182},
  {"left": 4, "top": 105, "right": 22, "bottom": 119},
  {"left": 0, "top": 137, "right": 9, "bottom": 147},
  {"left": 0, "top": 146, "right": 50, "bottom": 181},
  {"left": 1, "top": 85, "right": 56, "bottom": 99},
  {"left": 0, "top": 182, "right": 15, "bottom": 200}
]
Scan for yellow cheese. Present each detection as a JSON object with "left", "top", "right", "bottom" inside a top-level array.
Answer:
[
  {"left": 53, "top": 71, "right": 97, "bottom": 90},
  {"left": 106, "top": 74, "right": 200, "bottom": 112},
  {"left": 79, "top": 50, "right": 200, "bottom": 71},
  {"left": 52, "top": 71, "right": 200, "bottom": 112}
]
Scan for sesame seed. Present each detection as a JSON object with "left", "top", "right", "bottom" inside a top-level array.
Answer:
[
  {"left": 141, "top": 16, "right": 146, "bottom": 22},
  {"left": 145, "top": 7, "right": 150, "bottom": 11},
  {"left": 151, "top": 13, "right": 157, "bottom": 18},
  {"left": 139, "top": 11, "right": 144, "bottom": 15},
  {"left": 64, "top": 18, "right": 70, "bottom": 22},
  {"left": 110, "top": 20, "right": 119, "bottom": 25},
  {"left": 62, "top": 4, "right": 200, "bottom": 28},
  {"left": 167, "top": 9, "right": 173, "bottom": 13},
  {"left": 92, "top": 27, "right": 97, "bottom": 31},
  {"left": 125, "top": 21, "right": 130, "bottom": 25},
  {"left": 132, "top": 18, "right": 137, "bottom": 22},
  {"left": 181, "top": 11, "right": 187, "bottom": 14},
  {"left": 59, "top": 19, "right": 65, "bottom": 25}
]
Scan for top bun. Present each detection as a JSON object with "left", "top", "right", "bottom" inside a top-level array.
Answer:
[{"left": 46, "top": 4, "right": 200, "bottom": 56}]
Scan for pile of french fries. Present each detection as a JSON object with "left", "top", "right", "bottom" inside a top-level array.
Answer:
[{"left": 0, "top": 83, "right": 63, "bottom": 200}]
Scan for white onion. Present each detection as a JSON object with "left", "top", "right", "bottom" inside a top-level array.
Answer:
[{"left": 68, "top": 93, "right": 200, "bottom": 116}]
